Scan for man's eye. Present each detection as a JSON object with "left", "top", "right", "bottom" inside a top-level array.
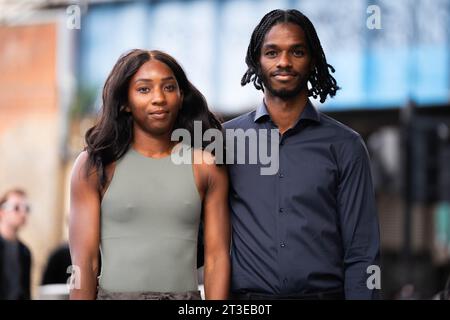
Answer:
[
  {"left": 293, "top": 50, "right": 305, "bottom": 57},
  {"left": 137, "top": 87, "right": 150, "bottom": 93},
  {"left": 265, "top": 51, "right": 277, "bottom": 57}
]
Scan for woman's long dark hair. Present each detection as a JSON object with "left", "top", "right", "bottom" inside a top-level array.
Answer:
[{"left": 84, "top": 49, "right": 222, "bottom": 189}]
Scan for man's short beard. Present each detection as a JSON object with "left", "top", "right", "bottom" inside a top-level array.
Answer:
[{"left": 259, "top": 71, "right": 309, "bottom": 100}]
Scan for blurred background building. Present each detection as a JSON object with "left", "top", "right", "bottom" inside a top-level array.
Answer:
[{"left": 0, "top": 0, "right": 449, "bottom": 299}]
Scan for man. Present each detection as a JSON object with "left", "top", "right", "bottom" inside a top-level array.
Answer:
[
  {"left": 224, "top": 9, "right": 380, "bottom": 299},
  {"left": 0, "top": 189, "right": 32, "bottom": 300}
]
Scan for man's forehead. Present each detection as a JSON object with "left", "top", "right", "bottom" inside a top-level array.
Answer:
[
  {"left": 262, "top": 22, "right": 307, "bottom": 46},
  {"left": 6, "top": 193, "right": 27, "bottom": 203}
]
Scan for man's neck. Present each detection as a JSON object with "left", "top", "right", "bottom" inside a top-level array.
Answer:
[
  {"left": 0, "top": 224, "right": 18, "bottom": 242},
  {"left": 264, "top": 89, "right": 309, "bottom": 135},
  {"left": 132, "top": 127, "right": 176, "bottom": 158}
]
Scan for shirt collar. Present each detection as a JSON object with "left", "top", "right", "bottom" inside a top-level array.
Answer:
[{"left": 253, "top": 99, "right": 321, "bottom": 123}]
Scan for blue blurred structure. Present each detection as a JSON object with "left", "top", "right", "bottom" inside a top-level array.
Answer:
[{"left": 76, "top": 0, "right": 449, "bottom": 113}]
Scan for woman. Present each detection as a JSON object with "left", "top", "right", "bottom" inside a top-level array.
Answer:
[{"left": 69, "top": 49, "right": 230, "bottom": 300}]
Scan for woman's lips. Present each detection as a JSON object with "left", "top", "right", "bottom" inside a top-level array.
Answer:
[{"left": 149, "top": 110, "right": 169, "bottom": 120}]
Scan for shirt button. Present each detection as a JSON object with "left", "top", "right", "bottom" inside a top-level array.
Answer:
[
  {"left": 279, "top": 208, "right": 284, "bottom": 213},
  {"left": 280, "top": 242, "right": 286, "bottom": 248}
]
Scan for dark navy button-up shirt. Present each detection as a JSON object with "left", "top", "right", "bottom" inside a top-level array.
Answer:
[{"left": 223, "top": 100, "right": 381, "bottom": 299}]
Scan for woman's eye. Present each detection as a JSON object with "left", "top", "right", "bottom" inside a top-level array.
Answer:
[
  {"left": 137, "top": 87, "right": 150, "bottom": 93},
  {"left": 164, "top": 84, "right": 176, "bottom": 92}
]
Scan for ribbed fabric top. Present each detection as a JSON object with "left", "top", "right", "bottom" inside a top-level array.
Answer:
[{"left": 99, "top": 145, "right": 201, "bottom": 292}]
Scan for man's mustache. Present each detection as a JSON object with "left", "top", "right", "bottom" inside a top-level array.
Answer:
[{"left": 271, "top": 70, "right": 298, "bottom": 77}]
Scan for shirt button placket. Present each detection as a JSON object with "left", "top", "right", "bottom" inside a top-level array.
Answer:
[{"left": 278, "top": 141, "right": 287, "bottom": 290}]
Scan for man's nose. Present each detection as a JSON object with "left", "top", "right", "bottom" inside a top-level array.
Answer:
[{"left": 277, "top": 51, "right": 292, "bottom": 69}]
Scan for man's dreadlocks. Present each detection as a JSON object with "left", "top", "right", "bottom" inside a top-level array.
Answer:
[{"left": 241, "top": 9, "right": 339, "bottom": 103}]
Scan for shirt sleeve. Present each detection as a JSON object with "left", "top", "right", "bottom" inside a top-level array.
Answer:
[{"left": 336, "top": 134, "right": 381, "bottom": 299}]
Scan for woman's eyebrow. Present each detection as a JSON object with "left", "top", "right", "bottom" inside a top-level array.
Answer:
[{"left": 135, "top": 76, "right": 175, "bottom": 83}]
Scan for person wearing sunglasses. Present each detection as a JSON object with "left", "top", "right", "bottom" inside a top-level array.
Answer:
[{"left": 0, "top": 189, "right": 32, "bottom": 300}]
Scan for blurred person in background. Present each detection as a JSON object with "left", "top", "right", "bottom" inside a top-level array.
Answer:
[
  {"left": 41, "top": 242, "right": 71, "bottom": 285},
  {"left": 39, "top": 242, "right": 72, "bottom": 300},
  {"left": 69, "top": 49, "right": 230, "bottom": 300},
  {"left": 0, "top": 189, "right": 32, "bottom": 300},
  {"left": 224, "top": 9, "right": 380, "bottom": 300}
]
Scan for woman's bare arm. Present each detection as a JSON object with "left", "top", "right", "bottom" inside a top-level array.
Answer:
[
  {"left": 196, "top": 151, "right": 231, "bottom": 300},
  {"left": 68, "top": 151, "right": 101, "bottom": 300}
]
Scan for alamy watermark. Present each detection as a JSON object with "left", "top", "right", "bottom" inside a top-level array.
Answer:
[
  {"left": 65, "top": 263, "right": 381, "bottom": 292},
  {"left": 367, "top": 5, "right": 382, "bottom": 30},
  {"left": 66, "top": 5, "right": 81, "bottom": 30},
  {"left": 367, "top": 265, "right": 381, "bottom": 290},
  {"left": 66, "top": 5, "right": 382, "bottom": 32},
  {"left": 66, "top": 264, "right": 81, "bottom": 290},
  {"left": 171, "top": 121, "right": 280, "bottom": 175}
]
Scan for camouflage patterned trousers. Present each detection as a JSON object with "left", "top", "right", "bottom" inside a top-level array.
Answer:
[{"left": 96, "top": 287, "right": 202, "bottom": 300}]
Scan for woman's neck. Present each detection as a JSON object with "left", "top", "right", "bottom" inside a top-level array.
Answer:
[{"left": 132, "top": 127, "right": 176, "bottom": 158}]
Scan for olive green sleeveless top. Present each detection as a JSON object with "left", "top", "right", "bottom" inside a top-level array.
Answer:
[{"left": 99, "top": 145, "right": 201, "bottom": 293}]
